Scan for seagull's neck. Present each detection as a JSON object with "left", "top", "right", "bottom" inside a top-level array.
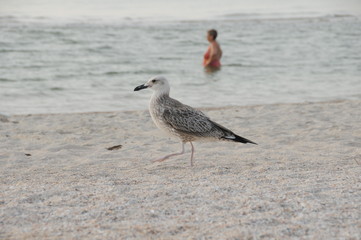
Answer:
[
  {"left": 151, "top": 89, "right": 170, "bottom": 100},
  {"left": 149, "top": 90, "right": 169, "bottom": 113}
]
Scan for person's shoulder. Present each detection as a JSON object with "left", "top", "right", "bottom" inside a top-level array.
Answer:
[
  {"left": 211, "top": 41, "right": 218, "bottom": 47},
  {"left": 211, "top": 41, "right": 220, "bottom": 47}
]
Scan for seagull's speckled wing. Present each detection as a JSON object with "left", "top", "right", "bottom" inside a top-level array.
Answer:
[{"left": 160, "top": 97, "right": 223, "bottom": 138}]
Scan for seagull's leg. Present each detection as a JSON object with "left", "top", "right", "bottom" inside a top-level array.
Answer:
[
  {"left": 190, "top": 142, "right": 195, "bottom": 167},
  {"left": 152, "top": 142, "right": 185, "bottom": 163}
]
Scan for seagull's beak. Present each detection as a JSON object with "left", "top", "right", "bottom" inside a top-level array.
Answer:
[{"left": 134, "top": 83, "right": 148, "bottom": 91}]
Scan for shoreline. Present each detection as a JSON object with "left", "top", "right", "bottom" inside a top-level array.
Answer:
[
  {"left": 5, "top": 98, "right": 358, "bottom": 117},
  {"left": 1, "top": 99, "right": 361, "bottom": 239}
]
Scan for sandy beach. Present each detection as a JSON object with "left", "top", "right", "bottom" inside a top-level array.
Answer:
[{"left": 1, "top": 99, "right": 360, "bottom": 239}]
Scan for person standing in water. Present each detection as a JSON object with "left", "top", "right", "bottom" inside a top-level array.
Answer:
[{"left": 203, "top": 29, "right": 222, "bottom": 71}]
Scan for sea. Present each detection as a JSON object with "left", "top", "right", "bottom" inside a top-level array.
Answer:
[{"left": 1, "top": 0, "right": 361, "bottom": 115}]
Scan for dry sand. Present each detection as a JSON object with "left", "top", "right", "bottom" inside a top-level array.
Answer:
[{"left": 1, "top": 100, "right": 360, "bottom": 239}]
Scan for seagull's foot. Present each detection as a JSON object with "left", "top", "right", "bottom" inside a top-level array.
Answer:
[
  {"left": 151, "top": 144, "right": 186, "bottom": 164},
  {"left": 151, "top": 153, "right": 180, "bottom": 163}
]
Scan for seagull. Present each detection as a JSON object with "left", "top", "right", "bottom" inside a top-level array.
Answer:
[{"left": 134, "top": 76, "right": 256, "bottom": 166}]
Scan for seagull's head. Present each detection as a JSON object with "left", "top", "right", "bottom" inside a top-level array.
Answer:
[{"left": 134, "top": 76, "right": 170, "bottom": 94}]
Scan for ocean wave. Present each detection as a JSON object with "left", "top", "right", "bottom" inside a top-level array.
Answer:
[
  {"left": 0, "top": 78, "right": 15, "bottom": 82},
  {"left": 103, "top": 69, "right": 169, "bottom": 76},
  {"left": 22, "top": 78, "right": 47, "bottom": 82},
  {"left": 49, "top": 87, "right": 65, "bottom": 91},
  {"left": 223, "top": 63, "right": 285, "bottom": 68},
  {"left": 217, "top": 12, "right": 358, "bottom": 21}
]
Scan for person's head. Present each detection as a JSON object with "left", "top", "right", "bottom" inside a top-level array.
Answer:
[{"left": 207, "top": 29, "right": 218, "bottom": 42}]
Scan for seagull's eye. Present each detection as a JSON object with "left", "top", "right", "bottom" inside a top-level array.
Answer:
[{"left": 152, "top": 79, "right": 156, "bottom": 83}]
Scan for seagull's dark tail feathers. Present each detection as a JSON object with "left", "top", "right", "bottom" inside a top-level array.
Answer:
[
  {"left": 211, "top": 120, "right": 257, "bottom": 145},
  {"left": 232, "top": 134, "right": 257, "bottom": 145},
  {"left": 220, "top": 133, "right": 257, "bottom": 144}
]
